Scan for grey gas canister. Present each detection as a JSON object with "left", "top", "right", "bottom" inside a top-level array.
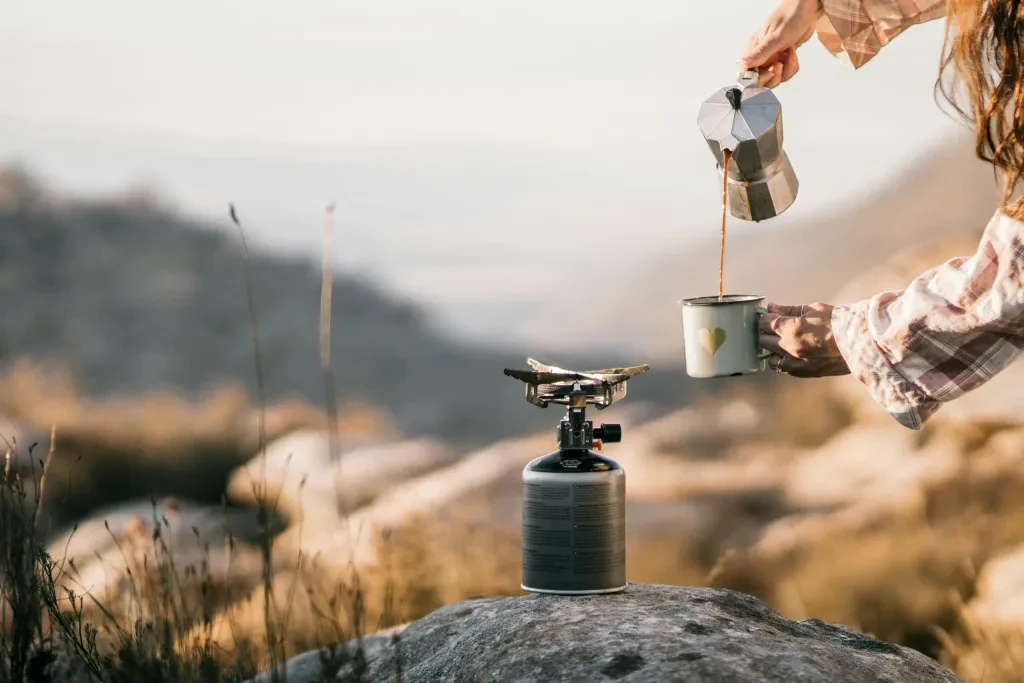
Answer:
[{"left": 504, "top": 359, "right": 649, "bottom": 595}]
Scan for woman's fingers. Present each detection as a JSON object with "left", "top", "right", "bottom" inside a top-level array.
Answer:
[
  {"left": 740, "top": 31, "right": 768, "bottom": 71},
  {"left": 764, "top": 62, "right": 785, "bottom": 88},
  {"left": 769, "top": 352, "right": 814, "bottom": 377},
  {"left": 739, "top": 0, "right": 821, "bottom": 87},
  {"left": 766, "top": 302, "right": 805, "bottom": 316},
  {"left": 780, "top": 48, "right": 800, "bottom": 82},
  {"left": 760, "top": 314, "right": 801, "bottom": 341},
  {"left": 758, "top": 313, "right": 779, "bottom": 334},
  {"left": 759, "top": 333, "right": 785, "bottom": 355},
  {"left": 752, "top": 62, "right": 786, "bottom": 87},
  {"left": 740, "top": 23, "right": 785, "bottom": 73},
  {"left": 769, "top": 353, "right": 799, "bottom": 374}
]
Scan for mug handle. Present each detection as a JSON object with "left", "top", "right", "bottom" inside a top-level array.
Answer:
[{"left": 754, "top": 306, "right": 773, "bottom": 360}]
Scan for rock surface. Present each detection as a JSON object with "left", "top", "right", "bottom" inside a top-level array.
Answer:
[
  {"left": 963, "top": 541, "right": 1024, "bottom": 630},
  {"left": 316, "top": 583, "right": 960, "bottom": 683},
  {"left": 45, "top": 498, "right": 275, "bottom": 606},
  {"left": 271, "top": 433, "right": 552, "bottom": 568},
  {"left": 246, "top": 635, "right": 396, "bottom": 683},
  {"left": 0, "top": 416, "right": 53, "bottom": 474},
  {"left": 227, "top": 430, "right": 456, "bottom": 521},
  {"left": 24, "top": 641, "right": 94, "bottom": 683}
]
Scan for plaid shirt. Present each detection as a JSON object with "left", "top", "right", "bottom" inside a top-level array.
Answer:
[
  {"left": 818, "top": 0, "right": 1024, "bottom": 430},
  {"left": 832, "top": 213, "right": 1024, "bottom": 429},
  {"left": 816, "top": 0, "right": 947, "bottom": 68}
]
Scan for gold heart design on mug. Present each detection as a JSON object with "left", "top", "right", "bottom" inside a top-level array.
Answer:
[{"left": 698, "top": 327, "right": 727, "bottom": 356}]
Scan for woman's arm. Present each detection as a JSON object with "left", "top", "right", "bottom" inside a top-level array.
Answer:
[
  {"left": 740, "top": 0, "right": 946, "bottom": 87},
  {"left": 816, "top": 0, "right": 947, "bottom": 68},
  {"left": 831, "top": 212, "right": 1024, "bottom": 429}
]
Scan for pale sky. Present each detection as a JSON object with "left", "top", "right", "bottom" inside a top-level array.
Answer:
[{"left": 1, "top": 1, "right": 960, "bottom": 342}]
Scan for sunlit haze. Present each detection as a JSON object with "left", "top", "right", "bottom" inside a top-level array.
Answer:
[{"left": 1, "top": 0, "right": 958, "bottom": 343}]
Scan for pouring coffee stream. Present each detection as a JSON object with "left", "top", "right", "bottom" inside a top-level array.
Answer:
[
  {"left": 716, "top": 86, "right": 744, "bottom": 301},
  {"left": 719, "top": 150, "right": 731, "bottom": 301},
  {"left": 699, "top": 69, "right": 799, "bottom": 301}
]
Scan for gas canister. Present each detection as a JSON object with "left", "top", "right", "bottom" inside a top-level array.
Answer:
[{"left": 504, "top": 358, "right": 649, "bottom": 595}]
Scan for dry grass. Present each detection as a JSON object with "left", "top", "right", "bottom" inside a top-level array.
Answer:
[
  {"left": 940, "top": 612, "right": 1024, "bottom": 683},
  {"left": 0, "top": 432, "right": 390, "bottom": 683}
]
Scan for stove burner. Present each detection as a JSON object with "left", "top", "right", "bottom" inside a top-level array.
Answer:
[{"left": 503, "top": 358, "right": 650, "bottom": 409}]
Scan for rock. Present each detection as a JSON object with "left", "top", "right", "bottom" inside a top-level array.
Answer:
[
  {"left": 348, "top": 583, "right": 958, "bottom": 682},
  {"left": 246, "top": 635, "right": 396, "bottom": 683},
  {"left": 970, "top": 426, "right": 1024, "bottom": 477},
  {"left": 600, "top": 403, "right": 782, "bottom": 503},
  {"left": 745, "top": 495, "right": 927, "bottom": 569},
  {"left": 0, "top": 417, "right": 53, "bottom": 475},
  {"left": 732, "top": 422, "right": 967, "bottom": 567},
  {"left": 24, "top": 640, "right": 93, "bottom": 683},
  {"left": 188, "top": 568, "right": 371, "bottom": 652},
  {"left": 627, "top": 401, "right": 767, "bottom": 457},
  {"left": 46, "top": 498, "right": 273, "bottom": 607},
  {"left": 950, "top": 541, "right": 1024, "bottom": 682},
  {"left": 617, "top": 449, "right": 787, "bottom": 503},
  {"left": 963, "top": 543, "right": 1024, "bottom": 630},
  {"left": 227, "top": 430, "right": 456, "bottom": 522},
  {"left": 47, "top": 498, "right": 282, "bottom": 559},
  {"left": 273, "top": 434, "right": 550, "bottom": 569},
  {"left": 782, "top": 424, "right": 960, "bottom": 510}
]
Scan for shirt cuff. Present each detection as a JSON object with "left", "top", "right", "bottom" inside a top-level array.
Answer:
[
  {"left": 815, "top": 6, "right": 881, "bottom": 69},
  {"left": 831, "top": 300, "right": 941, "bottom": 429}
]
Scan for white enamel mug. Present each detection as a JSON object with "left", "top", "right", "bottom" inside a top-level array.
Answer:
[{"left": 678, "top": 295, "right": 772, "bottom": 378}]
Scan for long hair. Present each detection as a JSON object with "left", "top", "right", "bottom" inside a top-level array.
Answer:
[{"left": 939, "top": 0, "right": 1024, "bottom": 217}]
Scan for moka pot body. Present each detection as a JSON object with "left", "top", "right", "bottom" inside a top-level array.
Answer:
[
  {"left": 697, "top": 70, "right": 799, "bottom": 222},
  {"left": 521, "top": 449, "right": 626, "bottom": 595}
]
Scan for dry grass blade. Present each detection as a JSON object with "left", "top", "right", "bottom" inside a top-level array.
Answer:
[{"left": 228, "top": 204, "right": 284, "bottom": 682}]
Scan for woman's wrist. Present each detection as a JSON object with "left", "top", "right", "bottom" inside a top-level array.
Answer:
[{"left": 804, "top": 0, "right": 825, "bottom": 21}]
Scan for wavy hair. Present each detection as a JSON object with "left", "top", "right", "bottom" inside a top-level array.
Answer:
[{"left": 940, "top": 0, "right": 1024, "bottom": 217}]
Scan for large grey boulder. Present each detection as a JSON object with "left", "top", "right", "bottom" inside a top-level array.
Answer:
[{"left": 350, "top": 583, "right": 959, "bottom": 683}]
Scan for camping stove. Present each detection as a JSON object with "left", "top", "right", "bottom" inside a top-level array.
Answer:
[{"left": 504, "top": 358, "right": 650, "bottom": 595}]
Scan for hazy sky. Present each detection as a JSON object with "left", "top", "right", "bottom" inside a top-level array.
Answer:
[{"left": 1, "top": 1, "right": 961, "bottom": 342}]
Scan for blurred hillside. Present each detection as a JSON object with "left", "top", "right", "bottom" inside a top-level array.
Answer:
[
  {"left": 540, "top": 135, "right": 1000, "bottom": 358},
  {"left": 0, "top": 163, "right": 689, "bottom": 447}
]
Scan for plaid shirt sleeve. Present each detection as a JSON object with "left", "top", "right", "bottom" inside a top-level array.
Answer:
[
  {"left": 816, "top": 0, "right": 947, "bottom": 68},
  {"left": 831, "top": 212, "right": 1024, "bottom": 429}
]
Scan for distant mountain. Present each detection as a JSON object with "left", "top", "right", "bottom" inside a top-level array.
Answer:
[
  {"left": 529, "top": 135, "right": 1000, "bottom": 360},
  {"left": 0, "top": 165, "right": 689, "bottom": 447}
]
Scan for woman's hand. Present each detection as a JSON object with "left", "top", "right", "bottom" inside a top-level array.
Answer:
[
  {"left": 758, "top": 302, "right": 850, "bottom": 378},
  {"left": 739, "top": 0, "right": 824, "bottom": 88}
]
